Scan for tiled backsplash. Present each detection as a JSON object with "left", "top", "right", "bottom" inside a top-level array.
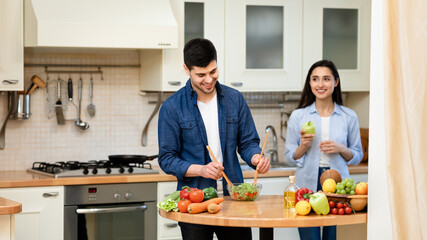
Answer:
[{"left": 0, "top": 49, "right": 368, "bottom": 171}]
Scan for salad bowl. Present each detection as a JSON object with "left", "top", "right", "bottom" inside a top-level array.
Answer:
[{"left": 227, "top": 183, "right": 262, "bottom": 201}]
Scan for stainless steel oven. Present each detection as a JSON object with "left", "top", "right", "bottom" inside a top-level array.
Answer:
[{"left": 64, "top": 182, "right": 157, "bottom": 240}]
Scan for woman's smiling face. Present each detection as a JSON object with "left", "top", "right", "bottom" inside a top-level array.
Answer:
[{"left": 309, "top": 66, "right": 339, "bottom": 101}]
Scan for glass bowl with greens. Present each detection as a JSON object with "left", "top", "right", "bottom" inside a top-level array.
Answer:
[{"left": 227, "top": 182, "right": 262, "bottom": 201}]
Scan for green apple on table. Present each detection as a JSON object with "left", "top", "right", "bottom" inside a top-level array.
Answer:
[{"left": 302, "top": 121, "right": 316, "bottom": 134}]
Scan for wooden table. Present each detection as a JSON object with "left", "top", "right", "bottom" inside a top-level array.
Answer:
[
  {"left": 159, "top": 195, "right": 367, "bottom": 240},
  {"left": 0, "top": 197, "right": 22, "bottom": 240}
]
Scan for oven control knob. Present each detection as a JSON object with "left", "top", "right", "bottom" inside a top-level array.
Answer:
[
  {"left": 125, "top": 192, "right": 132, "bottom": 199},
  {"left": 106, "top": 168, "right": 111, "bottom": 174},
  {"left": 114, "top": 193, "right": 121, "bottom": 200},
  {"left": 92, "top": 168, "right": 98, "bottom": 174},
  {"left": 119, "top": 167, "right": 125, "bottom": 173},
  {"left": 83, "top": 167, "right": 89, "bottom": 175},
  {"left": 128, "top": 167, "right": 134, "bottom": 173}
]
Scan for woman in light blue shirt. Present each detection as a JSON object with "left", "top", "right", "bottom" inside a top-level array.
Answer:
[{"left": 285, "top": 60, "right": 363, "bottom": 240}]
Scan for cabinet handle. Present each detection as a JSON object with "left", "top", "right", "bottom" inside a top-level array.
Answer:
[
  {"left": 165, "top": 223, "right": 178, "bottom": 228},
  {"left": 230, "top": 82, "right": 243, "bottom": 87},
  {"left": 43, "top": 192, "right": 59, "bottom": 198},
  {"left": 168, "top": 81, "right": 181, "bottom": 86},
  {"left": 2, "top": 80, "right": 19, "bottom": 85}
]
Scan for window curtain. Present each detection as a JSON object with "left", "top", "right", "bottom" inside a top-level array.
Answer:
[{"left": 384, "top": 0, "right": 427, "bottom": 239}]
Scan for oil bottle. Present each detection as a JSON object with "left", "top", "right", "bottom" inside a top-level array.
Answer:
[{"left": 284, "top": 175, "right": 298, "bottom": 208}]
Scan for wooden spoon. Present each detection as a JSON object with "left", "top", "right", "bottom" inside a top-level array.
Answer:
[
  {"left": 206, "top": 146, "right": 234, "bottom": 187},
  {"left": 253, "top": 131, "right": 269, "bottom": 186}
]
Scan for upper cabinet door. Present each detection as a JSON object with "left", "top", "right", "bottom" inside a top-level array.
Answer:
[
  {"left": 303, "top": 0, "right": 371, "bottom": 91},
  {"left": 140, "top": 0, "right": 224, "bottom": 92},
  {"left": 0, "top": 0, "right": 24, "bottom": 91},
  {"left": 224, "top": 0, "right": 303, "bottom": 92}
]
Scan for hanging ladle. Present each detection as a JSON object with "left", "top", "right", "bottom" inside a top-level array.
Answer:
[{"left": 75, "top": 77, "right": 89, "bottom": 130}]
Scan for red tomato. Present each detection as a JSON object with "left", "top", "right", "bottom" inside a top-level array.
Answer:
[
  {"left": 177, "top": 199, "right": 192, "bottom": 213},
  {"left": 344, "top": 207, "right": 352, "bottom": 214},
  {"left": 336, "top": 202, "right": 343, "bottom": 209},
  {"left": 343, "top": 203, "right": 349, "bottom": 208},
  {"left": 331, "top": 208, "right": 338, "bottom": 215},
  {"left": 338, "top": 208, "right": 345, "bottom": 215},
  {"left": 329, "top": 201, "right": 335, "bottom": 208},
  {"left": 189, "top": 189, "right": 204, "bottom": 203}
]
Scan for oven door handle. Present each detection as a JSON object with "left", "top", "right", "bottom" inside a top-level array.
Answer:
[{"left": 75, "top": 204, "right": 147, "bottom": 214}]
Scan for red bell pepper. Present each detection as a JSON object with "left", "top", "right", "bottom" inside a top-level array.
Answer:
[
  {"left": 295, "top": 188, "right": 314, "bottom": 204},
  {"left": 180, "top": 186, "right": 196, "bottom": 200}
]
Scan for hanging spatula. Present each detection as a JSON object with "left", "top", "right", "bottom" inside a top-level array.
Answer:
[
  {"left": 87, "top": 75, "right": 95, "bottom": 117},
  {"left": 55, "top": 79, "right": 65, "bottom": 125}
]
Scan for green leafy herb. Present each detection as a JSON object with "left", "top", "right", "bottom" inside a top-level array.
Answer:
[{"left": 157, "top": 190, "right": 181, "bottom": 212}]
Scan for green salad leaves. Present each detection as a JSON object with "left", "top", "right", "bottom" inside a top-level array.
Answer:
[
  {"left": 157, "top": 190, "right": 180, "bottom": 212},
  {"left": 230, "top": 183, "right": 259, "bottom": 201}
]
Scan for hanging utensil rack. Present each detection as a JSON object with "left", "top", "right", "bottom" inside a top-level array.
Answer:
[{"left": 24, "top": 64, "right": 141, "bottom": 79}]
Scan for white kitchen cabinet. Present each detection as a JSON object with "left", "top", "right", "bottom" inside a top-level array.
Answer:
[
  {"left": 140, "top": 0, "right": 224, "bottom": 92},
  {"left": 0, "top": 215, "right": 13, "bottom": 240},
  {"left": 0, "top": 186, "right": 64, "bottom": 240},
  {"left": 245, "top": 177, "right": 300, "bottom": 240},
  {"left": 157, "top": 181, "right": 182, "bottom": 240},
  {"left": 303, "top": 0, "right": 371, "bottom": 91},
  {"left": 224, "top": 0, "right": 303, "bottom": 92},
  {"left": 0, "top": 0, "right": 24, "bottom": 91}
]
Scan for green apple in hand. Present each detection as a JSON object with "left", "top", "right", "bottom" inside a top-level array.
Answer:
[{"left": 302, "top": 121, "right": 316, "bottom": 134}]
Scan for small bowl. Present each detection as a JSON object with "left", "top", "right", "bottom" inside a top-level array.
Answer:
[{"left": 227, "top": 183, "right": 262, "bottom": 201}]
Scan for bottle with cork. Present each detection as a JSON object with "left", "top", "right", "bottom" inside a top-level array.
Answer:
[{"left": 284, "top": 175, "right": 298, "bottom": 208}]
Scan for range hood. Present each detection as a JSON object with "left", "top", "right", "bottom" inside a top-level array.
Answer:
[{"left": 24, "top": 0, "right": 178, "bottom": 49}]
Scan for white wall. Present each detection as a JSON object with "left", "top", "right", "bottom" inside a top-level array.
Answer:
[
  {"left": 347, "top": 92, "right": 369, "bottom": 128},
  {"left": 368, "top": 0, "right": 393, "bottom": 238}
]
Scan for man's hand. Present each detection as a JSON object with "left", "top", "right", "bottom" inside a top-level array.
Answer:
[
  {"left": 200, "top": 162, "right": 224, "bottom": 180},
  {"left": 251, "top": 154, "right": 270, "bottom": 174},
  {"left": 185, "top": 162, "right": 224, "bottom": 180}
]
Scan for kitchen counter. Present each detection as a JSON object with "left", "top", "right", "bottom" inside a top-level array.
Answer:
[
  {"left": 0, "top": 163, "right": 367, "bottom": 188},
  {"left": 0, "top": 197, "right": 21, "bottom": 215}
]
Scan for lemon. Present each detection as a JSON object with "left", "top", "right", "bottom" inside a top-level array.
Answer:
[
  {"left": 295, "top": 201, "right": 311, "bottom": 216},
  {"left": 322, "top": 179, "right": 336, "bottom": 193}
]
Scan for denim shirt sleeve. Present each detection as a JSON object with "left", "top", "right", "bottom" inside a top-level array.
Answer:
[
  {"left": 345, "top": 111, "right": 363, "bottom": 165},
  {"left": 236, "top": 96, "right": 261, "bottom": 164},
  {"left": 158, "top": 102, "right": 192, "bottom": 181},
  {"left": 284, "top": 110, "right": 305, "bottom": 167}
]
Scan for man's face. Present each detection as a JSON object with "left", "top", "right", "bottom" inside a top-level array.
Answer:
[{"left": 185, "top": 60, "right": 219, "bottom": 97}]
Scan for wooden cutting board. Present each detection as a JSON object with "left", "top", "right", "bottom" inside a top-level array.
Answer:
[{"left": 360, "top": 128, "right": 369, "bottom": 162}]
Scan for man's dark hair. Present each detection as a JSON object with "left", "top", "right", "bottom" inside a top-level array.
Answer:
[
  {"left": 297, "top": 59, "right": 343, "bottom": 109},
  {"left": 184, "top": 38, "right": 217, "bottom": 70}
]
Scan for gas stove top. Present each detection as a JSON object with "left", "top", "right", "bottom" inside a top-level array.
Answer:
[{"left": 28, "top": 160, "right": 159, "bottom": 178}]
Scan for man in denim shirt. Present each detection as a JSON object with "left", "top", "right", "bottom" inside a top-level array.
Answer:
[{"left": 158, "top": 38, "right": 270, "bottom": 240}]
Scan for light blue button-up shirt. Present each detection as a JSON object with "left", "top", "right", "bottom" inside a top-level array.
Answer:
[{"left": 285, "top": 102, "right": 363, "bottom": 192}]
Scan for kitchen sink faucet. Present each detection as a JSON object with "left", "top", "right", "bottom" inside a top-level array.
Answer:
[{"left": 265, "top": 125, "right": 278, "bottom": 164}]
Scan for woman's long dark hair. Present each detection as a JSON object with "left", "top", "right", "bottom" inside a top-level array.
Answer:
[{"left": 297, "top": 60, "right": 343, "bottom": 109}]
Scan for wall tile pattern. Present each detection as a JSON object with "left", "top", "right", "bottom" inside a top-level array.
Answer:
[{"left": 2, "top": 49, "right": 363, "bottom": 171}]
